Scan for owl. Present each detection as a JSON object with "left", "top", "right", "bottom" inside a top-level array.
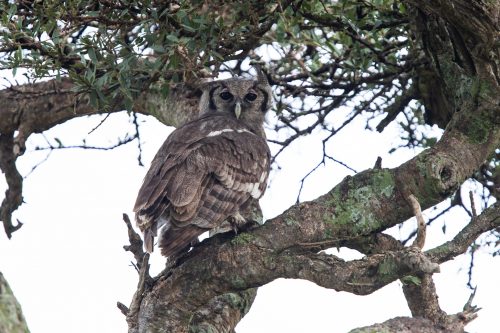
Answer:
[{"left": 133, "top": 70, "right": 272, "bottom": 257}]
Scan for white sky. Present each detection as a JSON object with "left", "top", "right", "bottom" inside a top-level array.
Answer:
[{"left": 0, "top": 107, "right": 498, "bottom": 333}]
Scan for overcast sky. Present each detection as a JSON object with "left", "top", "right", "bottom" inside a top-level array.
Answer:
[{"left": 0, "top": 105, "right": 498, "bottom": 333}]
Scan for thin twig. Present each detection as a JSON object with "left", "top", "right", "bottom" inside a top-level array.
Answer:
[
  {"left": 469, "top": 190, "right": 477, "bottom": 217},
  {"left": 467, "top": 243, "right": 476, "bottom": 290},
  {"left": 132, "top": 112, "right": 144, "bottom": 166},
  {"left": 117, "top": 301, "right": 129, "bottom": 316},
  {"left": 122, "top": 213, "right": 146, "bottom": 268},
  {"left": 88, "top": 113, "right": 111, "bottom": 135},
  {"left": 34, "top": 135, "right": 136, "bottom": 151},
  {"left": 402, "top": 203, "right": 454, "bottom": 245},
  {"left": 23, "top": 150, "right": 52, "bottom": 178}
]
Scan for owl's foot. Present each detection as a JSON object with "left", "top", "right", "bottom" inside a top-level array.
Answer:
[
  {"left": 228, "top": 212, "right": 261, "bottom": 233},
  {"left": 209, "top": 212, "right": 253, "bottom": 237},
  {"left": 229, "top": 212, "right": 246, "bottom": 233}
]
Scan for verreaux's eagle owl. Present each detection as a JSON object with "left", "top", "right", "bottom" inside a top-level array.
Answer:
[{"left": 133, "top": 70, "right": 272, "bottom": 257}]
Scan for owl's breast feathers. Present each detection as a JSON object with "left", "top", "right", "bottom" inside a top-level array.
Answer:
[{"left": 133, "top": 113, "right": 270, "bottom": 256}]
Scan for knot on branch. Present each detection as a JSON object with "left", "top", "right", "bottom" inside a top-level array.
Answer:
[{"left": 400, "top": 247, "right": 440, "bottom": 275}]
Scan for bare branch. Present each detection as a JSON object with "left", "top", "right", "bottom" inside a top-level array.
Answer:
[
  {"left": 121, "top": 213, "right": 146, "bottom": 269},
  {"left": 132, "top": 242, "right": 439, "bottom": 332},
  {"left": 0, "top": 79, "right": 201, "bottom": 237},
  {"left": 0, "top": 134, "right": 24, "bottom": 238},
  {"left": 426, "top": 202, "right": 500, "bottom": 263},
  {"left": 469, "top": 190, "right": 477, "bottom": 217},
  {"left": 408, "top": 194, "right": 427, "bottom": 249}
]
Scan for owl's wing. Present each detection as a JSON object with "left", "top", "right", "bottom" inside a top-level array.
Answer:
[{"left": 133, "top": 114, "right": 270, "bottom": 256}]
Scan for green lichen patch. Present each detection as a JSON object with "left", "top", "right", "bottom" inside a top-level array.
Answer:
[
  {"left": 413, "top": 153, "right": 449, "bottom": 207},
  {"left": 231, "top": 276, "right": 247, "bottom": 290},
  {"left": 377, "top": 257, "right": 397, "bottom": 277},
  {"left": 463, "top": 110, "right": 496, "bottom": 144},
  {"left": 221, "top": 292, "right": 243, "bottom": 308},
  {"left": 230, "top": 233, "right": 255, "bottom": 246},
  {"left": 0, "top": 273, "right": 30, "bottom": 333},
  {"left": 284, "top": 217, "right": 299, "bottom": 227},
  {"left": 401, "top": 275, "right": 422, "bottom": 286},
  {"left": 372, "top": 169, "right": 395, "bottom": 198},
  {"left": 324, "top": 169, "right": 395, "bottom": 235}
]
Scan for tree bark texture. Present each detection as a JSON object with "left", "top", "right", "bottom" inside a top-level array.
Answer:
[
  {"left": 0, "top": 0, "right": 498, "bottom": 332},
  {"left": 0, "top": 272, "right": 30, "bottom": 333},
  {"left": 124, "top": 1, "right": 499, "bottom": 331}
]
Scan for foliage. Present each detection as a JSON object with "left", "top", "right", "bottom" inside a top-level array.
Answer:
[
  {"left": 0, "top": 0, "right": 499, "bottom": 332},
  {"left": 0, "top": 1, "right": 416, "bottom": 133},
  {"left": 0, "top": 0, "right": 497, "bottom": 259},
  {"left": 0, "top": 0, "right": 278, "bottom": 109}
]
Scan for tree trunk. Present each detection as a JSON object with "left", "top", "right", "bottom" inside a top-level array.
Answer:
[{"left": 0, "top": 272, "right": 30, "bottom": 333}]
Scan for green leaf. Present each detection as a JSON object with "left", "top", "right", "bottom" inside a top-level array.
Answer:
[
  {"left": 15, "top": 45, "right": 23, "bottom": 62},
  {"left": 7, "top": 4, "right": 17, "bottom": 19},
  {"left": 166, "top": 34, "right": 179, "bottom": 43},
  {"left": 181, "top": 24, "right": 196, "bottom": 33},
  {"left": 88, "top": 48, "right": 98, "bottom": 64},
  {"left": 52, "top": 28, "right": 60, "bottom": 44},
  {"left": 54, "top": 138, "right": 63, "bottom": 148},
  {"left": 89, "top": 90, "right": 98, "bottom": 108},
  {"left": 401, "top": 275, "right": 422, "bottom": 286}
]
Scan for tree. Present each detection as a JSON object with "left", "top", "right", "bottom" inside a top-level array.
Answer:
[{"left": 0, "top": 0, "right": 498, "bottom": 332}]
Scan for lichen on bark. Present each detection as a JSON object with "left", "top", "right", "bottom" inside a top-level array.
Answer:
[{"left": 0, "top": 272, "right": 30, "bottom": 333}]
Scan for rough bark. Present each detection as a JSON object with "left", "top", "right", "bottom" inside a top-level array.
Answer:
[
  {"left": 0, "top": 0, "right": 498, "bottom": 332},
  {"left": 125, "top": 0, "right": 500, "bottom": 331},
  {"left": 349, "top": 315, "right": 470, "bottom": 333},
  {"left": 0, "top": 272, "right": 30, "bottom": 333}
]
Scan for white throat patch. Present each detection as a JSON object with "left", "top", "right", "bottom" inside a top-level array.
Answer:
[{"left": 206, "top": 128, "right": 252, "bottom": 137}]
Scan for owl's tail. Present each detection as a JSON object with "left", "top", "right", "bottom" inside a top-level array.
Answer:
[
  {"left": 143, "top": 228, "right": 156, "bottom": 253},
  {"left": 159, "top": 223, "right": 205, "bottom": 257}
]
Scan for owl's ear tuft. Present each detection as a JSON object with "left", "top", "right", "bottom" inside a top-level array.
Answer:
[
  {"left": 199, "top": 82, "right": 220, "bottom": 115},
  {"left": 253, "top": 65, "right": 273, "bottom": 112},
  {"left": 254, "top": 65, "right": 267, "bottom": 83}
]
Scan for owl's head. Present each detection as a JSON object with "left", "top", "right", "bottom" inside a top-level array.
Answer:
[{"left": 199, "top": 68, "right": 272, "bottom": 131}]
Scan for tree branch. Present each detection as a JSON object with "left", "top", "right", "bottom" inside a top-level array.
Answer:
[
  {"left": 129, "top": 99, "right": 500, "bottom": 330},
  {"left": 426, "top": 202, "right": 500, "bottom": 263},
  {"left": 133, "top": 241, "right": 438, "bottom": 332},
  {"left": 0, "top": 79, "right": 200, "bottom": 237},
  {"left": 404, "top": 0, "right": 498, "bottom": 51}
]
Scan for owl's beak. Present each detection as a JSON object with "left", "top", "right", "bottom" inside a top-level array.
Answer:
[{"left": 234, "top": 102, "right": 242, "bottom": 119}]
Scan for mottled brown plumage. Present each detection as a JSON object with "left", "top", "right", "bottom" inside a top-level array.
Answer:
[{"left": 133, "top": 71, "right": 272, "bottom": 257}]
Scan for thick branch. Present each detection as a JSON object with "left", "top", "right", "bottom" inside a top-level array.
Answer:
[
  {"left": 135, "top": 244, "right": 438, "bottom": 332},
  {"left": 189, "top": 289, "right": 257, "bottom": 333},
  {"left": 349, "top": 315, "right": 470, "bottom": 333},
  {"left": 0, "top": 80, "right": 200, "bottom": 236},
  {"left": 120, "top": 214, "right": 259, "bottom": 333},
  {"left": 0, "top": 79, "right": 199, "bottom": 136},
  {"left": 131, "top": 97, "right": 499, "bottom": 331},
  {"left": 403, "top": 274, "right": 448, "bottom": 324}
]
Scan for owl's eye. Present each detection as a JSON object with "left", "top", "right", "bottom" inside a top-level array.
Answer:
[
  {"left": 245, "top": 93, "right": 257, "bottom": 101},
  {"left": 220, "top": 91, "right": 233, "bottom": 101}
]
